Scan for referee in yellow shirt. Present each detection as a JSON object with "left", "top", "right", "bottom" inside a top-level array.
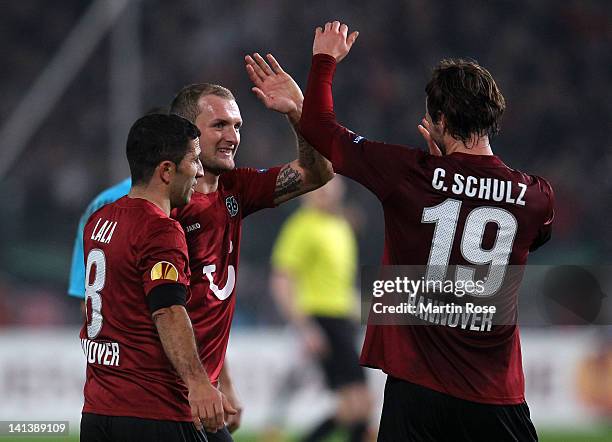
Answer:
[{"left": 270, "top": 178, "right": 372, "bottom": 442}]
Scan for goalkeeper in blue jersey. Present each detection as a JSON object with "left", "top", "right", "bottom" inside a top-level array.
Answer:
[{"left": 67, "top": 177, "right": 131, "bottom": 298}]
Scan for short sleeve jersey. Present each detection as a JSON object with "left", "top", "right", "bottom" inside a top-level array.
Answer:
[
  {"left": 172, "top": 166, "right": 280, "bottom": 385},
  {"left": 80, "top": 196, "right": 193, "bottom": 421},
  {"left": 300, "top": 55, "right": 555, "bottom": 404}
]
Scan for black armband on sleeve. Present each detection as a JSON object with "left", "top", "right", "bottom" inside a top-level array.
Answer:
[{"left": 147, "top": 283, "right": 187, "bottom": 314}]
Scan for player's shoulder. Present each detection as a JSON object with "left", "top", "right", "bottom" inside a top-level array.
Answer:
[
  {"left": 139, "top": 209, "right": 187, "bottom": 251},
  {"left": 220, "top": 167, "right": 276, "bottom": 186},
  {"left": 86, "top": 195, "right": 126, "bottom": 225},
  {"left": 218, "top": 168, "right": 242, "bottom": 190},
  {"left": 527, "top": 174, "right": 553, "bottom": 197},
  {"left": 216, "top": 167, "right": 277, "bottom": 202},
  {"left": 530, "top": 172, "right": 553, "bottom": 188},
  {"left": 501, "top": 166, "right": 555, "bottom": 214},
  {"left": 82, "top": 178, "right": 132, "bottom": 221},
  {"left": 109, "top": 197, "right": 185, "bottom": 237},
  {"left": 90, "top": 178, "right": 132, "bottom": 208},
  {"left": 506, "top": 166, "right": 554, "bottom": 195},
  {"left": 172, "top": 191, "right": 210, "bottom": 221},
  {"left": 356, "top": 132, "right": 426, "bottom": 158},
  {"left": 145, "top": 209, "right": 185, "bottom": 235}
]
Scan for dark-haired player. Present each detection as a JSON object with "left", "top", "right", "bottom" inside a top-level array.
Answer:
[
  {"left": 80, "top": 114, "right": 233, "bottom": 441},
  {"left": 169, "top": 55, "right": 334, "bottom": 440},
  {"left": 68, "top": 106, "right": 168, "bottom": 302},
  {"left": 300, "top": 21, "right": 554, "bottom": 441}
]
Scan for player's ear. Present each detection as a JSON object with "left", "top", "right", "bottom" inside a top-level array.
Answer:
[{"left": 158, "top": 160, "right": 176, "bottom": 185}]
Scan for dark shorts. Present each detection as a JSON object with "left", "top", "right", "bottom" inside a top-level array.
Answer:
[
  {"left": 312, "top": 316, "right": 366, "bottom": 390},
  {"left": 206, "top": 426, "right": 233, "bottom": 442},
  {"left": 80, "top": 413, "right": 233, "bottom": 442},
  {"left": 377, "top": 376, "right": 538, "bottom": 442}
]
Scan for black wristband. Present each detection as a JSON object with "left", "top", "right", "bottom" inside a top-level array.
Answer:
[{"left": 147, "top": 283, "right": 187, "bottom": 313}]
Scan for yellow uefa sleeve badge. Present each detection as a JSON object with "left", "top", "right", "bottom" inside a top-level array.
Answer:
[{"left": 150, "top": 261, "right": 179, "bottom": 281}]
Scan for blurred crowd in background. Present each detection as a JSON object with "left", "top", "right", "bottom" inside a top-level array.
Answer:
[{"left": 0, "top": 0, "right": 610, "bottom": 327}]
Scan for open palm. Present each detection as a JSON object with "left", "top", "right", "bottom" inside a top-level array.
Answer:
[{"left": 245, "top": 53, "right": 303, "bottom": 116}]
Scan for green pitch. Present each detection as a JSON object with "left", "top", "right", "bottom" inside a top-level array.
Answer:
[{"left": 3, "top": 428, "right": 611, "bottom": 442}]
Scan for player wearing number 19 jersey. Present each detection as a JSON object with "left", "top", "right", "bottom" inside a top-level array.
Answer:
[{"left": 300, "top": 22, "right": 554, "bottom": 441}]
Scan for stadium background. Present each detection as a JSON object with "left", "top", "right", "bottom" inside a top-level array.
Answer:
[{"left": 0, "top": 0, "right": 610, "bottom": 440}]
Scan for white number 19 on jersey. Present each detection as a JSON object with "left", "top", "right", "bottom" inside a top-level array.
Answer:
[{"left": 422, "top": 198, "right": 518, "bottom": 297}]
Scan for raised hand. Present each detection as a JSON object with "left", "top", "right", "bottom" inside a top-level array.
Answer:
[
  {"left": 313, "top": 21, "right": 359, "bottom": 63},
  {"left": 245, "top": 53, "right": 303, "bottom": 122}
]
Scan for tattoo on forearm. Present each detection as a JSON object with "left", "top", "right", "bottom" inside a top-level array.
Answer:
[
  {"left": 291, "top": 120, "right": 316, "bottom": 168},
  {"left": 274, "top": 164, "right": 302, "bottom": 198},
  {"left": 290, "top": 119, "right": 333, "bottom": 184},
  {"left": 297, "top": 133, "right": 316, "bottom": 168}
]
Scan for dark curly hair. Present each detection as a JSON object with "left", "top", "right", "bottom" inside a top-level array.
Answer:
[{"left": 425, "top": 59, "right": 505, "bottom": 144}]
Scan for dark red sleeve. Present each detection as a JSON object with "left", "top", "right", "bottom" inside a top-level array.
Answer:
[
  {"left": 530, "top": 177, "right": 555, "bottom": 251},
  {"left": 300, "top": 54, "right": 423, "bottom": 201},
  {"left": 139, "top": 219, "right": 191, "bottom": 295},
  {"left": 232, "top": 166, "right": 282, "bottom": 217}
]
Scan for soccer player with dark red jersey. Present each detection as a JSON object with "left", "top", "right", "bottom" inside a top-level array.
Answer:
[
  {"left": 79, "top": 114, "right": 235, "bottom": 442},
  {"left": 169, "top": 56, "right": 334, "bottom": 441},
  {"left": 300, "top": 21, "right": 555, "bottom": 441}
]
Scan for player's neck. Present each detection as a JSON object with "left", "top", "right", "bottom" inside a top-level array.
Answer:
[
  {"left": 195, "top": 170, "right": 220, "bottom": 194},
  {"left": 444, "top": 135, "right": 493, "bottom": 156},
  {"left": 128, "top": 185, "right": 171, "bottom": 216}
]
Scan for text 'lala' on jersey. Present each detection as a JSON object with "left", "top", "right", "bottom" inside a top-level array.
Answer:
[{"left": 80, "top": 196, "right": 193, "bottom": 421}]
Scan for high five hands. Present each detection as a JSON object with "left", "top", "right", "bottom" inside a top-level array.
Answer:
[
  {"left": 250, "top": 20, "right": 439, "bottom": 157},
  {"left": 245, "top": 53, "right": 303, "bottom": 122},
  {"left": 313, "top": 21, "right": 359, "bottom": 62}
]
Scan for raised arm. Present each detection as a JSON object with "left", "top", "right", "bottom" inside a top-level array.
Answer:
[
  {"left": 298, "top": 21, "right": 360, "bottom": 160},
  {"left": 299, "top": 21, "right": 440, "bottom": 201},
  {"left": 244, "top": 53, "right": 334, "bottom": 205}
]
